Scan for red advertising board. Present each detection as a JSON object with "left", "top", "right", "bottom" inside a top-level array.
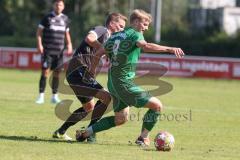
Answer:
[
  {"left": 1, "top": 47, "right": 240, "bottom": 79},
  {"left": 139, "top": 54, "right": 240, "bottom": 79}
]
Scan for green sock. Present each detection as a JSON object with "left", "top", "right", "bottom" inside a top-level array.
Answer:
[
  {"left": 142, "top": 109, "right": 160, "bottom": 131},
  {"left": 92, "top": 116, "right": 116, "bottom": 133}
]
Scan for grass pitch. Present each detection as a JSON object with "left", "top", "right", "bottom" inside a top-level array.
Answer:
[{"left": 0, "top": 68, "right": 239, "bottom": 160}]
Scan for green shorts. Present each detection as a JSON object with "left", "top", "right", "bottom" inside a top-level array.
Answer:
[{"left": 108, "top": 77, "right": 152, "bottom": 112}]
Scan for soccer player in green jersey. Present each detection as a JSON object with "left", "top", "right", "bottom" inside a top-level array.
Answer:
[{"left": 76, "top": 9, "right": 184, "bottom": 146}]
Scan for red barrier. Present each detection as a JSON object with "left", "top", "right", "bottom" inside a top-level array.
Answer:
[
  {"left": 1, "top": 47, "right": 240, "bottom": 79},
  {"left": 0, "top": 47, "right": 71, "bottom": 70},
  {"left": 139, "top": 54, "right": 240, "bottom": 79}
]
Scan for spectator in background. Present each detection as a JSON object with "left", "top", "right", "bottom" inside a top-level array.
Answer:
[{"left": 35, "top": 0, "right": 72, "bottom": 104}]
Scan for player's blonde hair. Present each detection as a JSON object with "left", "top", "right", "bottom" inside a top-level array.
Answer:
[{"left": 130, "top": 9, "right": 152, "bottom": 24}]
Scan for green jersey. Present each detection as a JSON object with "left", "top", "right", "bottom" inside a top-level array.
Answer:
[
  {"left": 104, "top": 27, "right": 144, "bottom": 80},
  {"left": 104, "top": 27, "right": 151, "bottom": 112}
]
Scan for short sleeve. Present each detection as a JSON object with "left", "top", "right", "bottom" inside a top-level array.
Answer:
[
  {"left": 89, "top": 26, "right": 108, "bottom": 39},
  {"left": 65, "top": 16, "right": 70, "bottom": 32},
  {"left": 135, "top": 32, "right": 144, "bottom": 42},
  {"left": 39, "top": 15, "right": 48, "bottom": 29}
]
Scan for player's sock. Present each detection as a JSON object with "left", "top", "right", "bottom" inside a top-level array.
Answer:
[
  {"left": 86, "top": 126, "right": 94, "bottom": 135},
  {"left": 88, "top": 100, "right": 108, "bottom": 127},
  {"left": 142, "top": 109, "right": 160, "bottom": 131},
  {"left": 140, "top": 129, "right": 149, "bottom": 139},
  {"left": 58, "top": 107, "right": 88, "bottom": 134},
  {"left": 92, "top": 116, "right": 116, "bottom": 133},
  {"left": 39, "top": 75, "right": 46, "bottom": 93},
  {"left": 52, "top": 76, "right": 59, "bottom": 94}
]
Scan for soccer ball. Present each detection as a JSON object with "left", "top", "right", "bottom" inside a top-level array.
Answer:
[{"left": 154, "top": 131, "right": 175, "bottom": 151}]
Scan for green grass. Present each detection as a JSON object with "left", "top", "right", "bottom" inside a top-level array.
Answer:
[{"left": 0, "top": 68, "right": 239, "bottom": 160}]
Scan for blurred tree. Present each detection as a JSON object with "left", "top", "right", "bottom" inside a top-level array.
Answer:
[
  {"left": 0, "top": 0, "right": 239, "bottom": 57},
  {"left": 0, "top": 0, "right": 14, "bottom": 35},
  {"left": 161, "top": 0, "right": 189, "bottom": 35}
]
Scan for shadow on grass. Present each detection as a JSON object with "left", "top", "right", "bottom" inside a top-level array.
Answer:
[
  {"left": 0, "top": 135, "right": 75, "bottom": 144},
  {"left": 0, "top": 135, "right": 145, "bottom": 148}
]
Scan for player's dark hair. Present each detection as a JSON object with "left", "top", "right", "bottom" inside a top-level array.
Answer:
[
  {"left": 105, "top": 12, "right": 127, "bottom": 27},
  {"left": 53, "top": 0, "right": 64, "bottom": 3}
]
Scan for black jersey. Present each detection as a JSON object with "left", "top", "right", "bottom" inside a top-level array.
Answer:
[
  {"left": 39, "top": 11, "right": 70, "bottom": 55},
  {"left": 73, "top": 26, "right": 110, "bottom": 69}
]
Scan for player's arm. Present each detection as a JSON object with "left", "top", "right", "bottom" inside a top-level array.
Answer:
[
  {"left": 136, "top": 40, "right": 184, "bottom": 58},
  {"left": 65, "top": 30, "right": 73, "bottom": 55},
  {"left": 36, "top": 27, "right": 44, "bottom": 54},
  {"left": 89, "top": 47, "right": 106, "bottom": 77},
  {"left": 85, "top": 33, "right": 102, "bottom": 50}
]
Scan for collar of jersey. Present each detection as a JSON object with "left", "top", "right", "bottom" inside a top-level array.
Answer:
[{"left": 51, "top": 11, "right": 63, "bottom": 17}]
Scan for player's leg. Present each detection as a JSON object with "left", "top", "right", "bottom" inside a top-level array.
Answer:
[
  {"left": 114, "top": 83, "right": 162, "bottom": 146},
  {"left": 75, "top": 94, "right": 129, "bottom": 142},
  {"left": 51, "top": 70, "right": 61, "bottom": 103},
  {"left": 92, "top": 106, "right": 129, "bottom": 132},
  {"left": 53, "top": 98, "right": 95, "bottom": 140},
  {"left": 53, "top": 70, "right": 100, "bottom": 140},
  {"left": 90, "top": 92, "right": 129, "bottom": 131},
  {"left": 63, "top": 77, "right": 111, "bottom": 129},
  {"left": 136, "top": 97, "right": 163, "bottom": 146},
  {"left": 142, "top": 97, "right": 162, "bottom": 132},
  {"left": 76, "top": 81, "right": 136, "bottom": 141},
  {"left": 54, "top": 91, "right": 112, "bottom": 141},
  {"left": 51, "top": 55, "right": 63, "bottom": 103},
  {"left": 36, "top": 54, "right": 51, "bottom": 104},
  {"left": 40, "top": 68, "right": 50, "bottom": 93},
  {"left": 76, "top": 106, "right": 129, "bottom": 142},
  {"left": 86, "top": 89, "right": 111, "bottom": 143},
  {"left": 87, "top": 88, "right": 111, "bottom": 127},
  {"left": 54, "top": 91, "right": 110, "bottom": 142}
]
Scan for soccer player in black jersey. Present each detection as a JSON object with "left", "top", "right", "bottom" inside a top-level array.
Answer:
[
  {"left": 35, "top": 0, "right": 72, "bottom": 104},
  {"left": 53, "top": 13, "right": 127, "bottom": 142}
]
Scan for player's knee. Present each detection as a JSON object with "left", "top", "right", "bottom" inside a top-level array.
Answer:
[
  {"left": 99, "top": 91, "right": 111, "bottom": 105},
  {"left": 53, "top": 71, "right": 60, "bottom": 78},
  {"left": 115, "top": 115, "right": 128, "bottom": 126},
  {"left": 149, "top": 97, "right": 163, "bottom": 112},
  {"left": 42, "top": 70, "right": 49, "bottom": 77},
  {"left": 42, "top": 72, "right": 48, "bottom": 77},
  {"left": 83, "top": 103, "right": 94, "bottom": 113},
  {"left": 155, "top": 101, "right": 163, "bottom": 112},
  {"left": 114, "top": 107, "right": 129, "bottom": 126},
  {"left": 115, "top": 111, "right": 129, "bottom": 126}
]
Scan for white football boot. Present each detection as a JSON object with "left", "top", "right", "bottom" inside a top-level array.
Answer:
[
  {"left": 35, "top": 93, "right": 44, "bottom": 104},
  {"left": 51, "top": 94, "right": 61, "bottom": 104},
  {"left": 52, "top": 130, "right": 72, "bottom": 141}
]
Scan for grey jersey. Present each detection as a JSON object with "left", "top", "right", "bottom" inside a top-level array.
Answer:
[
  {"left": 72, "top": 26, "right": 110, "bottom": 70},
  {"left": 39, "top": 11, "right": 70, "bottom": 55}
]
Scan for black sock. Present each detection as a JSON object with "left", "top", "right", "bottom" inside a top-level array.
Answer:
[
  {"left": 39, "top": 75, "right": 46, "bottom": 93},
  {"left": 88, "top": 100, "right": 108, "bottom": 127},
  {"left": 58, "top": 107, "right": 88, "bottom": 134},
  {"left": 52, "top": 76, "right": 59, "bottom": 94}
]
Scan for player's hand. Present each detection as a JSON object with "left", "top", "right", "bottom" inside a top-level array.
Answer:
[{"left": 171, "top": 47, "right": 184, "bottom": 58}]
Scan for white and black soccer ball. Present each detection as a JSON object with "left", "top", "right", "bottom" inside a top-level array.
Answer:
[{"left": 154, "top": 131, "right": 175, "bottom": 151}]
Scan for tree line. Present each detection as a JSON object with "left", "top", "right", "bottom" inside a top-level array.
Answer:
[{"left": 0, "top": 0, "right": 239, "bottom": 58}]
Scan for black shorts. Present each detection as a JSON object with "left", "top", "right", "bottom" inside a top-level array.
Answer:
[
  {"left": 66, "top": 66, "right": 103, "bottom": 104},
  {"left": 41, "top": 54, "right": 63, "bottom": 70}
]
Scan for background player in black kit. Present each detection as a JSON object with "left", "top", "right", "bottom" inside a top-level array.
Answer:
[
  {"left": 53, "top": 13, "right": 127, "bottom": 142},
  {"left": 35, "top": 0, "right": 72, "bottom": 104}
]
